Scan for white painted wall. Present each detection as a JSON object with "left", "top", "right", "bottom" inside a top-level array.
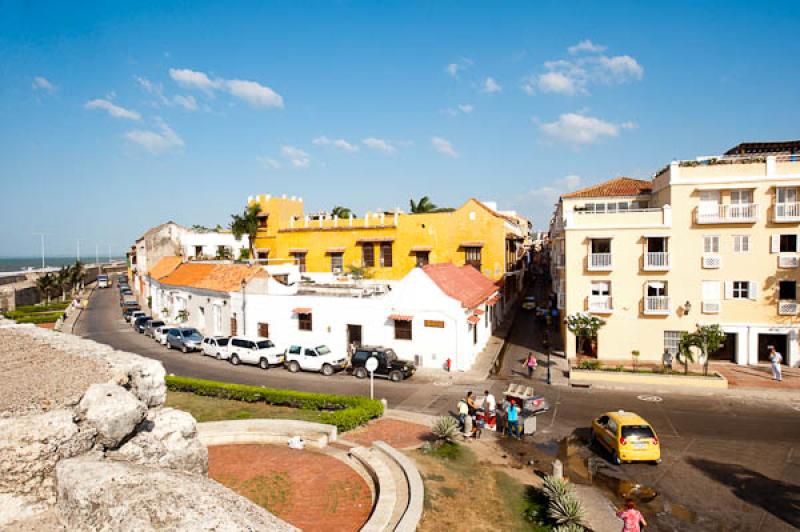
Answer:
[{"left": 183, "top": 232, "right": 250, "bottom": 259}]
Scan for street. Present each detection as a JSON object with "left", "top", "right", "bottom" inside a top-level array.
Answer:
[{"left": 76, "top": 282, "right": 800, "bottom": 531}]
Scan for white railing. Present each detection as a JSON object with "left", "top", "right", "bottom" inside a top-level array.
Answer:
[
  {"left": 574, "top": 207, "right": 661, "bottom": 215},
  {"left": 644, "top": 252, "right": 670, "bottom": 270},
  {"left": 588, "top": 253, "right": 612, "bottom": 270},
  {"left": 644, "top": 296, "right": 670, "bottom": 314},
  {"left": 778, "top": 300, "right": 799, "bottom": 316},
  {"left": 702, "top": 254, "right": 722, "bottom": 269},
  {"left": 702, "top": 301, "right": 721, "bottom": 314},
  {"left": 695, "top": 203, "right": 759, "bottom": 224},
  {"left": 774, "top": 202, "right": 800, "bottom": 222},
  {"left": 588, "top": 295, "right": 613, "bottom": 313},
  {"left": 778, "top": 255, "right": 800, "bottom": 268}
]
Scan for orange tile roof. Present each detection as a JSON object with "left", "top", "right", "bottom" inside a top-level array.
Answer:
[
  {"left": 388, "top": 314, "right": 413, "bottom": 321},
  {"left": 561, "top": 177, "right": 652, "bottom": 199},
  {"left": 422, "top": 263, "right": 498, "bottom": 309},
  {"left": 159, "top": 263, "right": 268, "bottom": 293},
  {"left": 467, "top": 315, "right": 481, "bottom": 324},
  {"left": 148, "top": 256, "right": 183, "bottom": 280}
]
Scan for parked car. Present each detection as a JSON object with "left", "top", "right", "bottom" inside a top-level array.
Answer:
[
  {"left": 153, "top": 325, "right": 173, "bottom": 346},
  {"left": 227, "top": 336, "right": 284, "bottom": 368},
  {"left": 350, "top": 346, "right": 415, "bottom": 382},
  {"left": 166, "top": 328, "right": 204, "bottom": 353},
  {"left": 121, "top": 301, "right": 140, "bottom": 315},
  {"left": 201, "top": 336, "right": 231, "bottom": 360},
  {"left": 591, "top": 410, "right": 661, "bottom": 465},
  {"left": 126, "top": 310, "right": 146, "bottom": 323},
  {"left": 284, "top": 343, "right": 347, "bottom": 376},
  {"left": 134, "top": 316, "right": 153, "bottom": 333},
  {"left": 144, "top": 320, "right": 165, "bottom": 338},
  {"left": 97, "top": 275, "right": 109, "bottom": 288}
]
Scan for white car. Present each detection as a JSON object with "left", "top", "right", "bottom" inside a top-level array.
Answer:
[
  {"left": 129, "top": 311, "right": 146, "bottom": 325},
  {"left": 227, "top": 336, "right": 284, "bottom": 369},
  {"left": 201, "top": 336, "right": 231, "bottom": 360},
  {"left": 153, "top": 325, "right": 175, "bottom": 346},
  {"left": 284, "top": 343, "right": 347, "bottom": 376}
]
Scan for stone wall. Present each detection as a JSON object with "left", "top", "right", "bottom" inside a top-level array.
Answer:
[{"left": 0, "top": 319, "right": 295, "bottom": 531}]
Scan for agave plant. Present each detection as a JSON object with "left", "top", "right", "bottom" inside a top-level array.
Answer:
[
  {"left": 431, "top": 416, "right": 460, "bottom": 443},
  {"left": 554, "top": 524, "right": 585, "bottom": 532},
  {"left": 543, "top": 476, "right": 586, "bottom": 528}
]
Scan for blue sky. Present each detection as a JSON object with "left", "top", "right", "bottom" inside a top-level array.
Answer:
[{"left": 2, "top": 1, "right": 799, "bottom": 256}]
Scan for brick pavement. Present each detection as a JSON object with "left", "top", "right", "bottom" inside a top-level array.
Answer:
[
  {"left": 345, "top": 418, "right": 433, "bottom": 449},
  {"left": 712, "top": 362, "right": 800, "bottom": 390},
  {"left": 208, "top": 444, "right": 371, "bottom": 532}
]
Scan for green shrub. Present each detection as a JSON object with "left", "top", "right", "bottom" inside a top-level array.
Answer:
[
  {"left": 542, "top": 476, "right": 586, "bottom": 529},
  {"left": 6, "top": 311, "right": 64, "bottom": 324},
  {"left": 13, "top": 302, "right": 69, "bottom": 313},
  {"left": 165, "top": 376, "right": 383, "bottom": 432},
  {"left": 431, "top": 416, "right": 460, "bottom": 443},
  {"left": 577, "top": 360, "right": 602, "bottom": 370}
]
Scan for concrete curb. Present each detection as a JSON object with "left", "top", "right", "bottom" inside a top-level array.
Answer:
[
  {"left": 350, "top": 446, "right": 396, "bottom": 532},
  {"left": 569, "top": 368, "right": 729, "bottom": 390},
  {"left": 372, "top": 441, "right": 424, "bottom": 532},
  {"left": 196, "top": 419, "right": 337, "bottom": 449}
]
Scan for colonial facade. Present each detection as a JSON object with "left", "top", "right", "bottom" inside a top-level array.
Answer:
[{"left": 551, "top": 141, "right": 800, "bottom": 367}]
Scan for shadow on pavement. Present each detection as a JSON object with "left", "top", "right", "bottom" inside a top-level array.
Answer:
[{"left": 688, "top": 457, "right": 800, "bottom": 528}]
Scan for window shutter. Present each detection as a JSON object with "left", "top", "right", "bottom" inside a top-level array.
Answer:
[
  {"left": 724, "top": 282, "right": 733, "bottom": 300},
  {"left": 749, "top": 281, "right": 758, "bottom": 300},
  {"left": 771, "top": 235, "right": 780, "bottom": 253},
  {"left": 796, "top": 234, "right": 800, "bottom": 252}
]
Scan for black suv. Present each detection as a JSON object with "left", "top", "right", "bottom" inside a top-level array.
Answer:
[{"left": 350, "top": 346, "right": 416, "bottom": 382}]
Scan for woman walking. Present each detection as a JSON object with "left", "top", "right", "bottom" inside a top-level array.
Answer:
[
  {"left": 616, "top": 499, "right": 647, "bottom": 532},
  {"left": 524, "top": 352, "right": 538, "bottom": 379}
]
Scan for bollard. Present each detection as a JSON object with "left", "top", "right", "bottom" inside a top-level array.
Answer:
[
  {"left": 380, "top": 398, "right": 388, "bottom": 415},
  {"left": 552, "top": 459, "right": 563, "bottom": 480}
]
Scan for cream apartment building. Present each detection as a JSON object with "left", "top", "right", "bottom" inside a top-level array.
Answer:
[{"left": 551, "top": 141, "right": 800, "bottom": 367}]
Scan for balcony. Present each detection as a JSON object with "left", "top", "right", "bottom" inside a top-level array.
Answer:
[
  {"left": 778, "top": 300, "right": 799, "bottom": 316},
  {"left": 588, "top": 253, "right": 612, "bottom": 271},
  {"left": 778, "top": 255, "right": 800, "bottom": 268},
  {"left": 644, "top": 296, "right": 671, "bottom": 315},
  {"left": 695, "top": 203, "right": 759, "bottom": 224},
  {"left": 773, "top": 202, "right": 800, "bottom": 223},
  {"left": 702, "top": 254, "right": 722, "bottom": 269},
  {"left": 588, "top": 295, "right": 613, "bottom": 314},
  {"left": 702, "top": 301, "right": 721, "bottom": 314},
  {"left": 644, "top": 252, "right": 670, "bottom": 271}
]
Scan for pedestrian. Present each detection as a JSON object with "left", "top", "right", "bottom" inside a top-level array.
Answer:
[
  {"left": 483, "top": 390, "right": 496, "bottom": 415},
  {"left": 768, "top": 345, "right": 783, "bottom": 382},
  {"left": 496, "top": 398, "right": 508, "bottom": 435},
  {"left": 466, "top": 391, "right": 478, "bottom": 416},
  {"left": 525, "top": 352, "right": 538, "bottom": 379},
  {"left": 507, "top": 400, "right": 520, "bottom": 439},
  {"left": 616, "top": 499, "right": 647, "bottom": 532},
  {"left": 457, "top": 398, "right": 469, "bottom": 430}
]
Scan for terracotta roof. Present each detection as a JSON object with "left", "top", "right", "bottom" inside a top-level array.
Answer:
[
  {"left": 326, "top": 247, "right": 346, "bottom": 253},
  {"left": 293, "top": 307, "right": 312, "bottom": 314},
  {"left": 148, "top": 256, "right": 183, "bottom": 280},
  {"left": 473, "top": 309, "right": 485, "bottom": 315},
  {"left": 422, "top": 263, "right": 498, "bottom": 309},
  {"left": 159, "top": 263, "right": 267, "bottom": 293},
  {"left": 288, "top": 248, "right": 308, "bottom": 253},
  {"left": 467, "top": 315, "right": 481, "bottom": 324},
  {"left": 409, "top": 246, "right": 432, "bottom": 252},
  {"left": 388, "top": 314, "right": 413, "bottom": 321},
  {"left": 561, "top": 177, "right": 652, "bottom": 199},
  {"left": 356, "top": 237, "right": 395, "bottom": 243},
  {"left": 460, "top": 241, "right": 484, "bottom": 248},
  {"left": 487, "top": 295, "right": 501, "bottom": 305}
]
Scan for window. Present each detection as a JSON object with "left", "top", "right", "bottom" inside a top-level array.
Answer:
[
  {"left": 733, "top": 235, "right": 750, "bottom": 253},
  {"left": 415, "top": 251, "right": 429, "bottom": 267},
  {"left": 702, "top": 280, "right": 720, "bottom": 301},
  {"left": 362, "top": 244, "right": 375, "bottom": 267},
  {"left": 732, "top": 281, "right": 750, "bottom": 299},
  {"left": 194, "top": 245, "right": 203, "bottom": 257},
  {"left": 590, "top": 238, "right": 611, "bottom": 254},
  {"left": 730, "top": 190, "right": 752, "bottom": 204},
  {"left": 330, "top": 253, "right": 343, "bottom": 273},
  {"left": 646, "top": 237, "right": 667, "bottom": 253},
  {"left": 230, "top": 315, "right": 238, "bottom": 336},
  {"left": 257, "top": 215, "right": 268, "bottom": 229},
  {"left": 778, "top": 187, "right": 797, "bottom": 204},
  {"left": 380, "top": 243, "right": 393, "bottom": 267},
  {"left": 779, "top": 281, "right": 797, "bottom": 300},
  {"left": 298, "top": 312, "right": 312, "bottom": 331},
  {"left": 424, "top": 320, "right": 445, "bottom": 328},
  {"left": 646, "top": 281, "right": 667, "bottom": 297},
  {"left": 288, "top": 345, "right": 301, "bottom": 355},
  {"left": 394, "top": 319, "right": 412, "bottom": 340},
  {"left": 664, "top": 331, "right": 685, "bottom": 355},
  {"left": 591, "top": 281, "right": 610, "bottom": 296},
  {"left": 780, "top": 234, "right": 798, "bottom": 253},
  {"left": 257, "top": 250, "right": 269, "bottom": 260},
  {"left": 257, "top": 322, "right": 269, "bottom": 338},
  {"left": 292, "top": 252, "right": 306, "bottom": 273},
  {"left": 703, "top": 235, "right": 720, "bottom": 254},
  {"left": 464, "top": 247, "right": 482, "bottom": 270},
  {"left": 304, "top": 348, "right": 316, "bottom": 357}
]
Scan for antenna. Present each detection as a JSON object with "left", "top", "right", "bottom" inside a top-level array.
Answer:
[{"left": 32, "top": 233, "right": 48, "bottom": 268}]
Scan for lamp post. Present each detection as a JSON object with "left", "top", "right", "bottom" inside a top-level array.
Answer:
[
  {"left": 240, "top": 279, "right": 246, "bottom": 335},
  {"left": 542, "top": 333, "right": 551, "bottom": 385}
]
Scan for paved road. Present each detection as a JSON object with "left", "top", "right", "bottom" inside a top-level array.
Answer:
[{"left": 77, "top": 280, "right": 800, "bottom": 531}]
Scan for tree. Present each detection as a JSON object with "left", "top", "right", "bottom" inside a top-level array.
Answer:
[
  {"left": 410, "top": 196, "right": 438, "bottom": 213},
  {"left": 677, "top": 332, "right": 699, "bottom": 376},
  {"left": 565, "top": 312, "right": 605, "bottom": 356},
  {"left": 692, "top": 324, "right": 726, "bottom": 376},
  {"left": 331, "top": 206, "right": 355, "bottom": 219},
  {"left": 56, "top": 266, "right": 71, "bottom": 301},
  {"left": 230, "top": 203, "right": 260, "bottom": 260},
  {"left": 36, "top": 273, "right": 57, "bottom": 303},
  {"left": 215, "top": 246, "right": 233, "bottom": 260},
  {"left": 346, "top": 263, "right": 373, "bottom": 280},
  {"left": 69, "top": 261, "right": 85, "bottom": 294}
]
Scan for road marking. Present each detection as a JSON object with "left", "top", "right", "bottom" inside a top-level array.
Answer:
[{"left": 637, "top": 395, "right": 663, "bottom": 402}]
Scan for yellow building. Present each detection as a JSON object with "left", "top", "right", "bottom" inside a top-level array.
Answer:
[
  {"left": 247, "top": 194, "right": 529, "bottom": 298},
  {"left": 551, "top": 141, "right": 800, "bottom": 367}
]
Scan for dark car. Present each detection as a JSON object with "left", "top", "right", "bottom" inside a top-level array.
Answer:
[
  {"left": 122, "top": 305, "right": 141, "bottom": 319},
  {"left": 144, "top": 319, "right": 165, "bottom": 338},
  {"left": 350, "top": 346, "right": 415, "bottom": 382},
  {"left": 133, "top": 316, "right": 152, "bottom": 333}
]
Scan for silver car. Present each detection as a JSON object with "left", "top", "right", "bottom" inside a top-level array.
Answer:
[{"left": 166, "top": 328, "right": 203, "bottom": 353}]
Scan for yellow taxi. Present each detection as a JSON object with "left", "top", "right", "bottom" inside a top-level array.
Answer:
[{"left": 591, "top": 410, "right": 661, "bottom": 465}]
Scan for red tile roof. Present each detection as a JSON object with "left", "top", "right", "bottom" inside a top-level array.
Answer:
[
  {"left": 561, "top": 177, "right": 652, "bottom": 199},
  {"left": 148, "top": 256, "right": 183, "bottom": 280},
  {"left": 293, "top": 307, "right": 312, "bottom": 314},
  {"left": 467, "top": 315, "right": 481, "bottom": 324},
  {"left": 159, "top": 263, "right": 267, "bottom": 293},
  {"left": 388, "top": 314, "right": 413, "bottom": 321},
  {"left": 422, "top": 263, "right": 498, "bottom": 309}
]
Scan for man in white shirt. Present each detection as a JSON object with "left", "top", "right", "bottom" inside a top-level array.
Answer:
[
  {"left": 483, "top": 390, "right": 496, "bottom": 414},
  {"left": 768, "top": 345, "right": 783, "bottom": 382}
]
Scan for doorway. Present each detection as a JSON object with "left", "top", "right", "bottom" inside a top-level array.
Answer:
[
  {"left": 758, "top": 333, "right": 787, "bottom": 363},
  {"left": 347, "top": 324, "right": 362, "bottom": 355},
  {"left": 709, "top": 333, "right": 736, "bottom": 361}
]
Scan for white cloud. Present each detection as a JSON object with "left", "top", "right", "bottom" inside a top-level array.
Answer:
[
  {"left": 444, "top": 58, "right": 473, "bottom": 78},
  {"left": 441, "top": 103, "right": 474, "bottom": 116},
  {"left": 539, "top": 112, "right": 628, "bottom": 145},
  {"left": 445, "top": 63, "right": 460, "bottom": 77},
  {"left": 431, "top": 136, "right": 459, "bottom": 158},
  {"left": 32, "top": 76, "right": 56, "bottom": 93},
  {"left": 172, "top": 94, "right": 198, "bottom": 111},
  {"left": 516, "top": 175, "right": 582, "bottom": 224},
  {"left": 136, "top": 76, "right": 198, "bottom": 111},
  {"left": 169, "top": 68, "right": 220, "bottom": 92},
  {"left": 481, "top": 77, "right": 502, "bottom": 93},
  {"left": 593, "top": 55, "right": 644, "bottom": 83},
  {"left": 568, "top": 39, "right": 606, "bottom": 55},
  {"left": 313, "top": 136, "right": 359, "bottom": 152},
  {"left": 362, "top": 137, "right": 396, "bottom": 154},
  {"left": 85, "top": 98, "right": 141, "bottom": 120},
  {"left": 224, "top": 79, "right": 283, "bottom": 108},
  {"left": 124, "top": 118, "right": 184, "bottom": 154},
  {"left": 281, "top": 145, "right": 310, "bottom": 168},
  {"left": 537, "top": 71, "right": 582, "bottom": 95},
  {"left": 257, "top": 156, "right": 281, "bottom": 170},
  {"left": 458, "top": 104, "right": 474, "bottom": 114}
]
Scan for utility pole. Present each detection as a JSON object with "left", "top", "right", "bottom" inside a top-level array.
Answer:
[
  {"left": 95, "top": 243, "right": 100, "bottom": 267},
  {"left": 33, "top": 233, "right": 48, "bottom": 268},
  {"left": 76, "top": 239, "right": 86, "bottom": 263},
  {"left": 107, "top": 244, "right": 112, "bottom": 263}
]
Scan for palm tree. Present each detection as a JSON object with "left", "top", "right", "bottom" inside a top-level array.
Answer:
[
  {"left": 56, "top": 266, "right": 71, "bottom": 301},
  {"left": 69, "top": 261, "right": 85, "bottom": 294},
  {"left": 331, "top": 206, "right": 355, "bottom": 218},
  {"left": 36, "top": 273, "right": 57, "bottom": 304},
  {"left": 230, "top": 204, "right": 260, "bottom": 260},
  {"left": 410, "top": 196, "right": 438, "bottom": 213}
]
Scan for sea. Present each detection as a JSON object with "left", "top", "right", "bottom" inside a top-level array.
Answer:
[{"left": 0, "top": 256, "right": 126, "bottom": 273}]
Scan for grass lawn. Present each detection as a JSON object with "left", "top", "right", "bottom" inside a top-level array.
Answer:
[
  {"left": 165, "top": 390, "right": 325, "bottom": 424},
  {"left": 412, "top": 443, "right": 551, "bottom": 532}
]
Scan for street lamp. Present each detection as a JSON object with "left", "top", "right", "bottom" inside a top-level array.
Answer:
[
  {"left": 240, "top": 279, "right": 247, "bottom": 335},
  {"left": 542, "top": 332, "right": 551, "bottom": 385}
]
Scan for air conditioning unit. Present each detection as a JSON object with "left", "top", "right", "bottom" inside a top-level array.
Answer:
[
  {"left": 702, "top": 301, "right": 720, "bottom": 314},
  {"left": 778, "top": 255, "right": 800, "bottom": 268},
  {"left": 702, "top": 254, "right": 721, "bottom": 269}
]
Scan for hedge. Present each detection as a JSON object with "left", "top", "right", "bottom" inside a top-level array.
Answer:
[
  {"left": 4, "top": 311, "right": 64, "bottom": 324},
  {"left": 14, "top": 302, "right": 70, "bottom": 313},
  {"left": 166, "top": 375, "right": 384, "bottom": 432}
]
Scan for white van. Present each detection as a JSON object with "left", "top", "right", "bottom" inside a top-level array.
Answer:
[
  {"left": 284, "top": 343, "right": 348, "bottom": 376},
  {"left": 227, "top": 336, "right": 284, "bottom": 369},
  {"left": 97, "top": 275, "right": 109, "bottom": 288}
]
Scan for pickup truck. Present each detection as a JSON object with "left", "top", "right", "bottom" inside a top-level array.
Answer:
[{"left": 284, "top": 343, "right": 348, "bottom": 376}]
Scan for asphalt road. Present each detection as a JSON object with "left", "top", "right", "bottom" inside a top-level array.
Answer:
[{"left": 76, "top": 280, "right": 800, "bottom": 531}]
